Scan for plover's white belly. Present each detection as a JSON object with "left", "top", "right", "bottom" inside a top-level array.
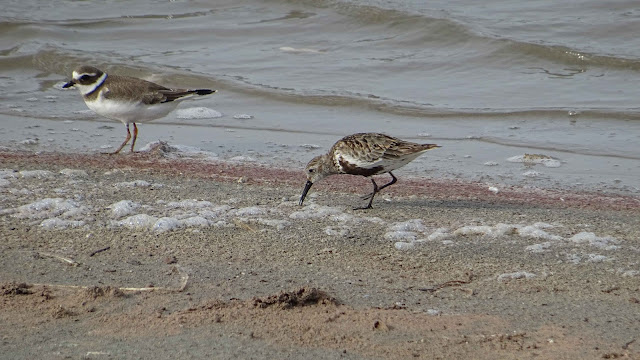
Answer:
[{"left": 85, "top": 98, "right": 177, "bottom": 124}]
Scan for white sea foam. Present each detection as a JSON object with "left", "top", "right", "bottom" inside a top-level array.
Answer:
[
  {"left": 60, "top": 169, "right": 88, "bottom": 177},
  {"left": 525, "top": 242, "right": 552, "bottom": 253},
  {"left": 507, "top": 154, "right": 561, "bottom": 168},
  {"left": 620, "top": 270, "right": 639, "bottom": 277},
  {"left": 228, "top": 155, "right": 257, "bottom": 162},
  {"left": 108, "top": 200, "right": 140, "bottom": 218},
  {"left": 569, "top": 232, "right": 619, "bottom": 249},
  {"left": 453, "top": 223, "right": 518, "bottom": 238},
  {"left": 13, "top": 198, "right": 85, "bottom": 219},
  {"left": 117, "top": 214, "right": 158, "bottom": 229},
  {"left": 115, "top": 180, "right": 152, "bottom": 188},
  {"left": 522, "top": 170, "right": 542, "bottom": 177},
  {"left": 166, "top": 199, "right": 214, "bottom": 209},
  {"left": 198, "top": 205, "right": 232, "bottom": 219},
  {"left": 388, "top": 219, "right": 427, "bottom": 233},
  {"left": 324, "top": 226, "right": 350, "bottom": 236},
  {"left": 19, "top": 170, "right": 54, "bottom": 178},
  {"left": 517, "top": 223, "right": 562, "bottom": 241},
  {"left": 152, "top": 217, "right": 182, "bottom": 233},
  {"left": 20, "top": 138, "right": 37, "bottom": 145},
  {"left": 394, "top": 242, "right": 416, "bottom": 251},
  {"left": 585, "top": 254, "right": 608, "bottom": 263},
  {"left": 384, "top": 231, "right": 418, "bottom": 241},
  {"left": 181, "top": 216, "right": 210, "bottom": 227},
  {"left": 40, "top": 218, "right": 85, "bottom": 229},
  {"left": 175, "top": 107, "right": 222, "bottom": 119},
  {"left": 497, "top": 271, "right": 536, "bottom": 281},
  {"left": 234, "top": 206, "right": 266, "bottom": 216},
  {"left": 427, "top": 228, "right": 452, "bottom": 242},
  {"left": 289, "top": 204, "right": 345, "bottom": 220},
  {"left": 279, "top": 46, "right": 322, "bottom": 54}
]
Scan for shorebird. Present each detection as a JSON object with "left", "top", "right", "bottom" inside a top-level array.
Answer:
[
  {"left": 299, "top": 132, "right": 440, "bottom": 209},
  {"left": 63, "top": 65, "right": 216, "bottom": 154}
]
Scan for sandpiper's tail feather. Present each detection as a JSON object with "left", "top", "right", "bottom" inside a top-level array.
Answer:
[{"left": 421, "top": 144, "right": 441, "bottom": 150}]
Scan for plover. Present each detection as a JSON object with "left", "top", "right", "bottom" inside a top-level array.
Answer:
[
  {"left": 299, "top": 132, "right": 440, "bottom": 209},
  {"left": 63, "top": 65, "right": 216, "bottom": 154}
]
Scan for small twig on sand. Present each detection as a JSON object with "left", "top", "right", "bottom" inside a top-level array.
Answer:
[
  {"left": 622, "top": 338, "right": 636, "bottom": 350},
  {"left": 89, "top": 246, "right": 111, "bottom": 257},
  {"left": 233, "top": 219, "right": 257, "bottom": 232},
  {"left": 174, "top": 265, "right": 190, "bottom": 292},
  {"left": 37, "top": 252, "right": 80, "bottom": 267},
  {"left": 417, "top": 271, "right": 474, "bottom": 293},
  {"left": 31, "top": 265, "right": 189, "bottom": 293}
]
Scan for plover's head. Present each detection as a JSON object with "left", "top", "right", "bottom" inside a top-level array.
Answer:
[
  {"left": 63, "top": 65, "right": 107, "bottom": 95},
  {"left": 299, "top": 154, "right": 332, "bottom": 206}
]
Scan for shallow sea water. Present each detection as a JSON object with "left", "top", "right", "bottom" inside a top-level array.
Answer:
[{"left": 1, "top": 0, "right": 639, "bottom": 194}]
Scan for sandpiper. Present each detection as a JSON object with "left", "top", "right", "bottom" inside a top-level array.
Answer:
[
  {"left": 63, "top": 65, "right": 216, "bottom": 154},
  {"left": 299, "top": 132, "right": 440, "bottom": 209}
]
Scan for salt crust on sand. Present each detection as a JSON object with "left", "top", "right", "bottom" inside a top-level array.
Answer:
[
  {"left": 389, "top": 220, "right": 622, "bottom": 265},
  {"left": 0, "top": 166, "right": 629, "bottom": 270}
]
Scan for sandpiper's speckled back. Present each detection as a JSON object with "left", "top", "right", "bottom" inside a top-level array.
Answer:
[{"left": 329, "top": 133, "right": 439, "bottom": 177}]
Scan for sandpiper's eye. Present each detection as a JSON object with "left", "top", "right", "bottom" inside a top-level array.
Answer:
[
  {"left": 79, "top": 75, "right": 89, "bottom": 81},
  {"left": 308, "top": 168, "right": 314, "bottom": 173}
]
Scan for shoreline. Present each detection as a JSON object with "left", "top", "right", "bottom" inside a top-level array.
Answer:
[
  {"left": 2, "top": 148, "right": 638, "bottom": 211},
  {"left": 1, "top": 148, "right": 639, "bottom": 359}
]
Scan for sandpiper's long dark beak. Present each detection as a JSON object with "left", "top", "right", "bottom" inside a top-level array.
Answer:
[
  {"left": 62, "top": 80, "right": 76, "bottom": 88},
  {"left": 299, "top": 180, "right": 313, "bottom": 206}
]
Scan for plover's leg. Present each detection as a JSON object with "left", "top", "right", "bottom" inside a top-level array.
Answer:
[
  {"left": 110, "top": 123, "right": 132, "bottom": 155},
  {"left": 129, "top": 123, "right": 138, "bottom": 153},
  {"left": 355, "top": 178, "right": 379, "bottom": 210}
]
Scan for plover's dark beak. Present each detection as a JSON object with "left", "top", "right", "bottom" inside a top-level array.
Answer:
[
  {"left": 62, "top": 80, "right": 76, "bottom": 88},
  {"left": 299, "top": 180, "right": 313, "bottom": 206}
]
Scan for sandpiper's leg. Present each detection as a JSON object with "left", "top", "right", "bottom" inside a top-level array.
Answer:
[
  {"left": 110, "top": 123, "right": 132, "bottom": 155},
  {"left": 376, "top": 172, "right": 398, "bottom": 192},
  {"left": 355, "top": 178, "right": 379, "bottom": 210},
  {"left": 129, "top": 123, "right": 138, "bottom": 153},
  {"left": 360, "top": 172, "right": 398, "bottom": 200}
]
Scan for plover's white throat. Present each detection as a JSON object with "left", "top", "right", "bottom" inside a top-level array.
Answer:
[
  {"left": 299, "top": 132, "right": 441, "bottom": 209},
  {"left": 63, "top": 65, "right": 216, "bottom": 154}
]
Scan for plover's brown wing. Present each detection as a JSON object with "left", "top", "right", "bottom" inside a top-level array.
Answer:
[
  {"left": 99, "top": 75, "right": 170, "bottom": 104},
  {"left": 102, "top": 75, "right": 213, "bottom": 105}
]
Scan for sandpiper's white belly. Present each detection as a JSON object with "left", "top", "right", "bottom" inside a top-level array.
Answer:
[
  {"left": 84, "top": 97, "right": 177, "bottom": 124},
  {"left": 336, "top": 150, "right": 426, "bottom": 173}
]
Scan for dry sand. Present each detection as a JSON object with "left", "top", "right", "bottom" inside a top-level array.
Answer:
[{"left": 1, "top": 149, "right": 639, "bottom": 359}]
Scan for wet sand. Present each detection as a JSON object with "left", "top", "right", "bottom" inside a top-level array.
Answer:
[{"left": 1, "top": 149, "right": 639, "bottom": 359}]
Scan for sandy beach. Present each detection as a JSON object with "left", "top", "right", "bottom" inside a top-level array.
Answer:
[{"left": 1, "top": 148, "right": 638, "bottom": 359}]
